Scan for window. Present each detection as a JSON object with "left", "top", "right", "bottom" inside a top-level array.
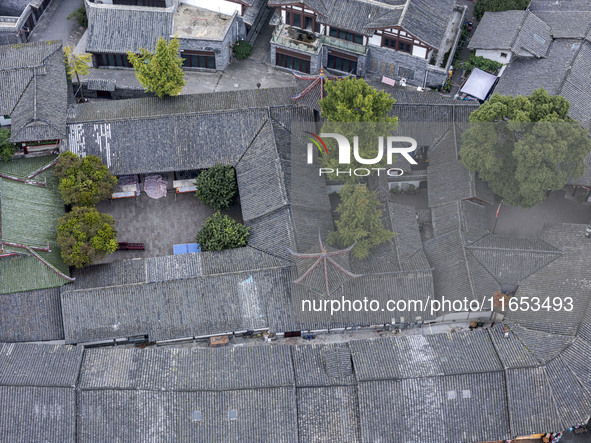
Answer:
[
  {"left": 329, "top": 27, "right": 363, "bottom": 44},
  {"left": 181, "top": 51, "right": 216, "bottom": 69},
  {"left": 113, "top": 0, "right": 166, "bottom": 6},
  {"left": 284, "top": 7, "right": 317, "bottom": 31},
  {"left": 95, "top": 53, "right": 132, "bottom": 68},
  {"left": 276, "top": 49, "right": 311, "bottom": 73},
  {"left": 327, "top": 52, "right": 358, "bottom": 73},
  {"left": 383, "top": 36, "right": 412, "bottom": 54}
]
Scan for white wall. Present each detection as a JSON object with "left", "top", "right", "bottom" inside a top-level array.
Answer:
[
  {"left": 475, "top": 49, "right": 512, "bottom": 64},
  {"left": 412, "top": 46, "right": 427, "bottom": 58},
  {"left": 181, "top": 0, "right": 240, "bottom": 15},
  {"left": 368, "top": 32, "right": 382, "bottom": 47}
]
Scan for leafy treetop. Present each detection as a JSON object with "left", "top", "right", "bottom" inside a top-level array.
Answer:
[
  {"left": 128, "top": 37, "right": 185, "bottom": 98},
  {"left": 54, "top": 151, "right": 117, "bottom": 207},
  {"left": 474, "top": 0, "right": 530, "bottom": 21},
  {"left": 196, "top": 212, "right": 250, "bottom": 252},
  {"left": 194, "top": 164, "right": 238, "bottom": 211},
  {"left": 327, "top": 182, "right": 395, "bottom": 260},
  {"left": 57, "top": 206, "right": 118, "bottom": 268},
  {"left": 460, "top": 88, "right": 591, "bottom": 208},
  {"left": 0, "top": 129, "right": 16, "bottom": 162}
]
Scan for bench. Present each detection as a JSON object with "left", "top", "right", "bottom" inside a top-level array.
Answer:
[{"left": 118, "top": 242, "right": 145, "bottom": 251}]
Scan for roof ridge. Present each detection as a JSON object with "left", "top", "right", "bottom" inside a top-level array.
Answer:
[{"left": 465, "top": 245, "right": 563, "bottom": 254}]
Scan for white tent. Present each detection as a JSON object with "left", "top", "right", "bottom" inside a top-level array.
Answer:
[{"left": 460, "top": 68, "right": 497, "bottom": 101}]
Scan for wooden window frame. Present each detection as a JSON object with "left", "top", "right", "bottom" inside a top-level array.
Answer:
[
  {"left": 275, "top": 48, "right": 311, "bottom": 73},
  {"left": 181, "top": 51, "right": 216, "bottom": 69},
  {"left": 327, "top": 50, "right": 358, "bottom": 73},
  {"left": 328, "top": 27, "right": 363, "bottom": 45}
]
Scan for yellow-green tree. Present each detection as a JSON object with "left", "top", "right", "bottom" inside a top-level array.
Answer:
[
  {"left": 127, "top": 37, "right": 185, "bottom": 98},
  {"left": 63, "top": 46, "right": 91, "bottom": 101}
]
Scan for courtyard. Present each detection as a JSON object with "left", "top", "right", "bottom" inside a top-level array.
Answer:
[{"left": 96, "top": 186, "right": 242, "bottom": 264}]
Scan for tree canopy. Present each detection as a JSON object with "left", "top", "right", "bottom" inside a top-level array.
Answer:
[
  {"left": 460, "top": 89, "right": 591, "bottom": 208},
  {"left": 196, "top": 212, "right": 250, "bottom": 252},
  {"left": 63, "top": 46, "right": 91, "bottom": 100},
  {"left": 128, "top": 37, "right": 185, "bottom": 98},
  {"left": 57, "top": 206, "right": 118, "bottom": 268},
  {"left": 474, "top": 0, "right": 530, "bottom": 21},
  {"left": 54, "top": 151, "right": 117, "bottom": 207},
  {"left": 327, "top": 182, "right": 395, "bottom": 260},
  {"left": 459, "top": 54, "right": 503, "bottom": 75},
  {"left": 318, "top": 78, "right": 398, "bottom": 179},
  {"left": 194, "top": 164, "right": 238, "bottom": 211},
  {"left": 0, "top": 129, "right": 16, "bottom": 162}
]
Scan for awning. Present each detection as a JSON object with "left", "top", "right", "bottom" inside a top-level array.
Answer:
[{"left": 460, "top": 68, "right": 497, "bottom": 101}]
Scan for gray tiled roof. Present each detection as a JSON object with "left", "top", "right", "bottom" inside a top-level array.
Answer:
[
  {"left": 270, "top": 0, "right": 453, "bottom": 48},
  {"left": 469, "top": 11, "right": 551, "bottom": 57},
  {"left": 297, "top": 386, "right": 361, "bottom": 442},
  {"left": 79, "top": 346, "right": 294, "bottom": 390},
  {"left": 488, "top": 324, "right": 540, "bottom": 369},
  {"left": 0, "top": 41, "right": 67, "bottom": 143},
  {"left": 86, "top": 77, "right": 116, "bottom": 92},
  {"left": 0, "top": 386, "right": 76, "bottom": 443},
  {"left": 85, "top": 0, "right": 174, "bottom": 54},
  {"left": 0, "top": 287, "right": 64, "bottom": 342},
  {"left": 0, "top": 343, "right": 83, "bottom": 387},
  {"left": 0, "top": 0, "right": 29, "bottom": 16},
  {"left": 505, "top": 367, "right": 563, "bottom": 436},
  {"left": 78, "top": 387, "right": 298, "bottom": 443},
  {"left": 529, "top": 0, "right": 591, "bottom": 12},
  {"left": 533, "top": 11, "right": 591, "bottom": 38},
  {"left": 291, "top": 343, "right": 356, "bottom": 387}
]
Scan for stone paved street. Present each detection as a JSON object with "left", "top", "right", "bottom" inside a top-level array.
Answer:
[{"left": 28, "top": 0, "right": 86, "bottom": 47}]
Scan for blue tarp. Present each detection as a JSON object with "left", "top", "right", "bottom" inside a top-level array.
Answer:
[{"left": 173, "top": 243, "right": 201, "bottom": 254}]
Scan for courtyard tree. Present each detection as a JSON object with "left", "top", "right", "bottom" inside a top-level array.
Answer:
[
  {"left": 474, "top": 0, "right": 530, "bottom": 20},
  {"left": 127, "top": 37, "right": 185, "bottom": 98},
  {"left": 194, "top": 164, "right": 238, "bottom": 211},
  {"left": 57, "top": 206, "right": 118, "bottom": 268},
  {"left": 327, "top": 182, "right": 395, "bottom": 260},
  {"left": 0, "top": 128, "right": 16, "bottom": 162},
  {"left": 460, "top": 88, "right": 591, "bottom": 208},
  {"left": 318, "top": 78, "right": 398, "bottom": 179},
  {"left": 63, "top": 46, "right": 91, "bottom": 101},
  {"left": 196, "top": 212, "right": 250, "bottom": 252},
  {"left": 54, "top": 151, "right": 117, "bottom": 207}
]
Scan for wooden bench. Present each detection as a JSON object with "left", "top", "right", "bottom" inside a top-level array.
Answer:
[{"left": 118, "top": 242, "right": 145, "bottom": 251}]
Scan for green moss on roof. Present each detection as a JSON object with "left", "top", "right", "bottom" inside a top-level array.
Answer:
[{"left": 0, "top": 155, "right": 70, "bottom": 294}]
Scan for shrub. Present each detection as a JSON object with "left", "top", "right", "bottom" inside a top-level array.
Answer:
[
  {"left": 233, "top": 40, "right": 252, "bottom": 60},
  {"left": 474, "top": 0, "right": 530, "bottom": 21},
  {"left": 57, "top": 206, "right": 118, "bottom": 268},
  {"left": 196, "top": 212, "right": 250, "bottom": 252},
  {"left": 194, "top": 164, "right": 238, "bottom": 211},
  {"left": 54, "top": 151, "right": 117, "bottom": 206},
  {"left": 67, "top": 5, "right": 88, "bottom": 28},
  {"left": 459, "top": 54, "right": 503, "bottom": 75},
  {"left": 0, "top": 129, "right": 16, "bottom": 162}
]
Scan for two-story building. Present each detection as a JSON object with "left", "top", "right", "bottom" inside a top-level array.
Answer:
[
  {"left": 85, "top": 0, "right": 266, "bottom": 70},
  {"left": 0, "top": 0, "right": 53, "bottom": 45},
  {"left": 268, "top": 0, "right": 463, "bottom": 88}
]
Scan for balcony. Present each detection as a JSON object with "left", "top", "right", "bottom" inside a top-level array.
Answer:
[
  {"left": 272, "top": 24, "right": 321, "bottom": 55},
  {"left": 322, "top": 34, "right": 367, "bottom": 56},
  {"left": 272, "top": 24, "right": 369, "bottom": 57}
]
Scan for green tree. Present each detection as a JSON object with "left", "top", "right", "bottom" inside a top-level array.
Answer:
[
  {"left": 474, "top": 0, "right": 530, "bottom": 21},
  {"left": 318, "top": 78, "right": 398, "bottom": 179},
  {"left": 57, "top": 206, "right": 118, "bottom": 268},
  {"left": 67, "top": 4, "right": 88, "bottom": 27},
  {"left": 327, "top": 182, "right": 395, "bottom": 260},
  {"left": 54, "top": 151, "right": 117, "bottom": 206},
  {"left": 63, "top": 46, "right": 91, "bottom": 101},
  {"left": 196, "top": 212, "right": 250, "bottom": 252},
  {"left": 195, "top": 164, "right": 238, "bottom": 211},
  {"left": 460, "top": 88, "right": 591, "bottom": 208},
  {"left": 459, "top": 54, "right": 503, "bottom": 75},
  {"left": 127, "top": 37, "right": 185, "bottom": 98},
  {"left": 0, "top": 128, "right": 16, "bottom": 162}
]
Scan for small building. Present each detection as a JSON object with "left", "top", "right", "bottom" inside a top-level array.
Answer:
[
  {"left": 0, "top": 0, "right": 53, "bottom": 45},
  {"left": 0, "top": 40, "right": 67, "bottom": 153},
  {"left": 468, "top": 10, "right": 551, "bottom": 65},
  {"left": 268, "top": 0, "right": 464, "bottom": 88},
  {"left": 84, "top": 0, "right": 260, "bottom": 70}
]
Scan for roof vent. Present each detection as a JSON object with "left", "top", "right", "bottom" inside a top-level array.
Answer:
[
  {"left": 229, "top": 409, "right": 237, "bottom": 421},
  {"left": 462, "top": 390, "right": 471, "bottom": 399},
  {"left": 447, "top": 391, "right": 457, "bottom": 400},
  {"left": 533, "top": 34, "right": 546, "bottom": 44},
  {"left": 193, "top": 411, "right": 201, "bottom": 422}
]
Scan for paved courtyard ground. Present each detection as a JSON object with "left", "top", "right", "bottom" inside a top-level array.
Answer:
[
  {"left": 96, "top": 190, "right": 243, "bottom": 263},
  {"left": 486, "top": 190, "right": 591, "bottom": 237}
]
